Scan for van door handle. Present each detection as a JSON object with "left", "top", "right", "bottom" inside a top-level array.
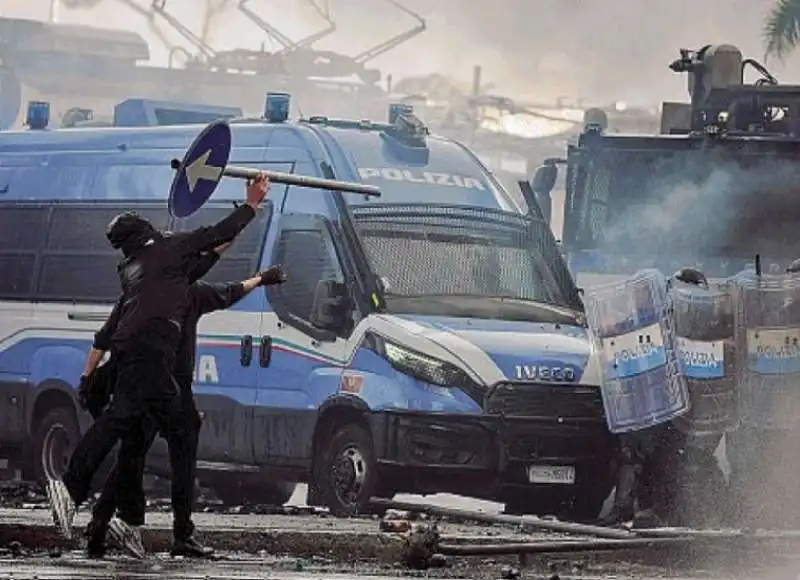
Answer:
[
  {"left": 240, "top": 335, "right": 253, "bottom": 367},
  {"left": 259, "top": 335, "right": 272, "bottom": 368},
  {"left": 67, "top": 312, "right": 109, "bottom": 322}
]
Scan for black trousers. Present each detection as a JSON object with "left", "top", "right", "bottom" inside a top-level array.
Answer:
[
  {"left": 92, "top": 381, "right": 202, "bottom": 539},
  {"left": 63, "top": 342, "right": 195, "bottom": 540}
]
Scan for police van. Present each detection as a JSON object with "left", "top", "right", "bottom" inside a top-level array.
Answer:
[{"left": 0, "top": 97, "right": 614, "bottom": 517}]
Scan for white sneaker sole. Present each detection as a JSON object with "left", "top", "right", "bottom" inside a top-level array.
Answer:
[
  {"left": 46, "top": 480, "right": 75, "bottom": 540},
  {"left": 108, "top": 518, "right": 146, "bottom": 559}
]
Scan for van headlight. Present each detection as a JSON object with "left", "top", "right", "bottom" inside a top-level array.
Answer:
[{"left": 366, "top": 334, "right": 476, "bottom": 389}]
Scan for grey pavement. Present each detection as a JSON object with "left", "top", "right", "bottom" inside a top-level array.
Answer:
[
  {"left": 0, "top": 554, "right": 789, "bottom": 580},
  {"left": 0, "top": 506, "right": 546, "bottom": 541}
]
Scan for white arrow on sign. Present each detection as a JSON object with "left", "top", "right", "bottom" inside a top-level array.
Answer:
[{"left": 185, "top": 149, "right": 223, "bottom": 193}]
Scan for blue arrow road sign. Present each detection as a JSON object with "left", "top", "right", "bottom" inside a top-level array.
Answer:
[{"left": 169, "top": 120, "right": 232, "bottom": 218}]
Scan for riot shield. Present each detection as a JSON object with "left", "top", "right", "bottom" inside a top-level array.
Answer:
[
  {"left": 671, "top": 281, "right": 737, "bottom": 436},
  {"left": 584, "top": 269, "right": 690, "bottom": 434},
  {"left": 734, "top": 272, "right": 800, "bottom": 430}
]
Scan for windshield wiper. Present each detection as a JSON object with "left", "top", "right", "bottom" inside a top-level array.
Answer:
[
  {"left": 384, "top": 293, "right": 585, "bottom": 326},
  {"left": 484, "top": 296, "right": 585, "bottom": 324}
]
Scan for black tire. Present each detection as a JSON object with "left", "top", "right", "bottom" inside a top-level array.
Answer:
[
  {"left": 318, "top": 423, "right": 378, "bottom": 517},
  {"left": 30, "top": 407, "right": 80, "bottom": 482},
  {"left": 210, "top": 476, "right": 296, "bottom": 506}
]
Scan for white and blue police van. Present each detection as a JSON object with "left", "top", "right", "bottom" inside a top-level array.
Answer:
[{"left": 0, "top": 96, "right": 614, "bottom": 517}]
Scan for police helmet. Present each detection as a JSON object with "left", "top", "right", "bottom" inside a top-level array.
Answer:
[
  {"left": 787, "top": 258, "right": 800, "bottom": 273},
  {"left": 673, "top": 267, "right": 708, "bottom": 288},
  {"left": 106, "top": 211, "right": 155, "bottom": 250}
]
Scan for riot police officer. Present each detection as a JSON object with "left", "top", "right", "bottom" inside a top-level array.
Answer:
[
  {"left": 47, "top": 176, "right": 269, "bottom": 541},
  {"left": 598, "top": 267, "right": 711, "bottom": 527}
]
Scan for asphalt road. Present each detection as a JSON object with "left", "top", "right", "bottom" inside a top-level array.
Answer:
[{"left": 0, "top": 554, "right": 798, "bottom": 580}]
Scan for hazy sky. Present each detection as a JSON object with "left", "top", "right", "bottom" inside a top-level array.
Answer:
[{"left": 7, "top": 0, "right": 798, "bottom": 106}]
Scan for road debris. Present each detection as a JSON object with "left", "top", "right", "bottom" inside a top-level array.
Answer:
[{"left": 370, "top": 498, "right": 635, "bottom": 539}]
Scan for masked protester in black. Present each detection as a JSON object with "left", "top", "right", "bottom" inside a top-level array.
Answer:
[
  {"left": 47, "top": 176, "right": 269, "bottom": 541},
  {"left": 82, "top": 248, "right": 286, "bottom": 558}
]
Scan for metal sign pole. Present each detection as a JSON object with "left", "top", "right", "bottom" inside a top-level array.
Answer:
[{"left": 168, "top": 120, "right": 381, "bottom": 218}]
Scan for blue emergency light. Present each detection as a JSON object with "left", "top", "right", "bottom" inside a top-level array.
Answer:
[
  {"left": 264, "top": 92, "right": 290, "bottom": 123},
  {"left": 389, "top": 103, "right": 413, "bottom": 124},
  {"left": 26, "top": 101, "right": 50, "bottom": 130}
]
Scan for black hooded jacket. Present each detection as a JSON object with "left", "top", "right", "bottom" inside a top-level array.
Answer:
[
  {"left": 94, "top": 251, "right": 247, "bottom": 393},
  {"left": 110, "top": 204, "right": 255, "bottom": 354}
]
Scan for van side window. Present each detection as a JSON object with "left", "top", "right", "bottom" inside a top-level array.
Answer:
[
  {"left": 38, "top": 205, "right": 167, "bottom": 302},
  {"left": 269, "top": 226, "right": 345, "bottom": 326},
  {"left": 0, "top": 202, "right": 167, "bottom": 303},
  {"left": 170, "top": 202, "right": 274, "bottom": 283},
  {"left": 0, "top": 206, "right": 48, "bottom": 298}
]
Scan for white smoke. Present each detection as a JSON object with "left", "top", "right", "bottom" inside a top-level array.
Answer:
[
  {"left": 7, "top": 0, "right": 800, "bottom": 106},
  {"left": 598, "top": 157, "right": 800, "bottom": 265}
]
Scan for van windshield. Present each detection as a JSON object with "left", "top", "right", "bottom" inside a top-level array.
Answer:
[{"left": 352, "top": 204, "right": 583, "bottom": 322}]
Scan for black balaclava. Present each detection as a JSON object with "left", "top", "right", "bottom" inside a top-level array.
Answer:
[{"left": 106, "top": 212, "right": 159, "bottom": 258}]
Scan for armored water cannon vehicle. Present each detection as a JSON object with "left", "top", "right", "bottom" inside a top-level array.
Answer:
[{"left": 528, "top": 44, "right": 800, "bottom": 288}]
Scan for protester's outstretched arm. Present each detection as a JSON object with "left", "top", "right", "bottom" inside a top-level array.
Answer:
[
  {"left": 172, "top": 175, "right": 269, "bottom": 255},
  {"left": 185, "top": 242, "right": 233, "bottom": 283},
  {"left": 193, "top": 265, "right": 286, "bottom": 315}
]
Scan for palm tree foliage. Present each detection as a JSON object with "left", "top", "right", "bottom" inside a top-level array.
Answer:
[{"left": 764, "top": 0, "right": 800, "bottom": 60}]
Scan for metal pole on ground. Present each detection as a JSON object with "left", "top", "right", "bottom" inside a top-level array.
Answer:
[{"left": 370, "top": 498, "right": 637, "bottom": 540}]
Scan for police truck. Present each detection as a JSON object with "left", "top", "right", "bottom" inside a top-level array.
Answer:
[{"left": 0, "top": 95, "right": 614, "bottom": 517}]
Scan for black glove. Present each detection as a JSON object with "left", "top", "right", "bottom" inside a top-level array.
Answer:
[
  {"left": 76, "top": 375, "right": 91, "bottom": 411},
  {"left": 78, "top": 361, "right": 116, "bottom": 419},
  {"left": 259, "top": 265, "right": 286, "bottom": 286}
]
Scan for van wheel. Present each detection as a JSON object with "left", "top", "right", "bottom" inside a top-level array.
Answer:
[
  {"left": 319, "top": 423, "right": 377, "bottom": 516},
  {"left": 31, "top": 407, "right": 80, "bottom": 482}
]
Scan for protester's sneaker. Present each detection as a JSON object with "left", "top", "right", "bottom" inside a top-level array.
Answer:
[
  {"left": 46, "top": 479, "right": 76, "bottom": 540},
  {"left": 108, "top": 517, "right": 146, "bottom": 559},
  {"left": 171, "top": 535, "right": 214, "bottom": 558},
  {"left": 84, "top": 519, "right": 108, "bottom": 559}
]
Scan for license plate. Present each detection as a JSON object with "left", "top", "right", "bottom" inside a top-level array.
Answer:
[{"left": 527, "top": 465, "right": 575, "bottom": 484}]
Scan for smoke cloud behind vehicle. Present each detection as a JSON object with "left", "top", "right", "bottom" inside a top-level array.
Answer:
[
  {"left": 9, "top": 0, "right": 800, "bottom": 106},
  {"left": 587, "top": 153, "right": 800, "bottom": 268}
]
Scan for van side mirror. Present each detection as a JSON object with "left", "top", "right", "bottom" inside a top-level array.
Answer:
[
  {"left": 517, "top": 179, "right": 549, "bottom": 224},
  {"left": 532, "top": 164, "right": 557, "bottom": 196},
  {"left": 310, "top": 279, "right": 351, "bottom": 333}
]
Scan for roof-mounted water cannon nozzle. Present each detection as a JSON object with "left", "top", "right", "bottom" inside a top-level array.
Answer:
[
  {"left": 26, "top": 101, "right": 50, "bottom": 130},
  {"left": 669, "top": 48, "right": 699, "bottom": 73},
  {"left": 264, "top": 92, "right": 290, "bottom": 123}
]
